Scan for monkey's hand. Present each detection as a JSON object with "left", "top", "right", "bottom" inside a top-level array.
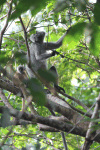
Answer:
[
  {"left": 52, "top": 50, "right": 59, "bottom": 56},
  {"left": 54, "top": 84, "right": 65, "bottom": 93}
]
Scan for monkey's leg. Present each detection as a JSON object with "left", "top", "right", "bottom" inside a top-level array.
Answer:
[
  {"left": 54, "top": 84, "right": 65, "bottom": 93},
  {"left": 49, "top": 66, "right": 65, "bottom": 93}
]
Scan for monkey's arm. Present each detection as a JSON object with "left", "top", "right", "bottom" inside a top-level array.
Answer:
[
  {"left": 36, "top": 53, "right": 53, "bottom": 60},
  {"left": 35, "top": 53, "right": 54, "bottom": 60},
  {"left": 34, "top": 46, "right": 54, "bottom": 61},
  {"left": 44, "top": 27, "right": 71, "bottom": 50}
]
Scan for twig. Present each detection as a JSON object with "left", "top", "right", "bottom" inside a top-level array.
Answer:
[
  {"left": 59, "top": 91, "right": 92, "bottom": 114},
  {"left": 65, "top": 102, "right": 96, "bottom": 137},
  {"left": 82, "top": 93, "right": 100, "bottom": 150},
  {"left": 26, "top": 18, "right": 32, "bottom": 30},
  {"left": 0, "top": 10, "right": 15, "bottom": 21},
  {"left": 4, "top": 36, "right": 25, "bottom": 44},
  {"left": 19, "top": 16, "right": 31, "bottom": 66},
  {"left": 0, "top": 88, "right": 13, "bottom": 109},
  {"left": 54, "top": 50, "right": 100, "bottom": 73},
  {"left": 0, "top": 0, "right": 13, "bottom": 49}
]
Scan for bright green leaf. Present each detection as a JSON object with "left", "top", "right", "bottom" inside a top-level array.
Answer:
[
  {"left": 0, "top": 0, "right": 6, "bottom": 6},
  {"left": 28, "top": 78, "right": 46, "bottom": 106},
  {"left": 10, "top": 0, "right": 47, "bottom": 20},
  {"left": 90, "top": 24, "right": 100, "bottom": 56},
  {"left": 38, "top": 68, "right": 56, "bottom": 83},
  {"left": 94, "top": 3, "right": 100, "bottom": 25},
  {"left": 63, "top": 22, "right": 86, "bottom": 49}
]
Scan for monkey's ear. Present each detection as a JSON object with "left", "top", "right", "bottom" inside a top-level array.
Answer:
[{"left": 30, "top": 34, "right": 35, "bottom": 42}]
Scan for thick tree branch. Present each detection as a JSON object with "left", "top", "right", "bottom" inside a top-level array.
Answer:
[
  {"left": 0, "top": 106, "right": 100, "bottom": 143},
  {"left": 0, "top": 77, "right": 91, "bottom": 130}
]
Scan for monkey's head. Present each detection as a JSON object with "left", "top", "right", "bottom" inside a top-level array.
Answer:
[
  {"left": 30, "top": 31, "right": 45, "bottom": 44},
  {"left": 17, "top": 65, "right": 26, "bottom": 74},
  {"left": 35, "top": 31, "right": 45, "bottom": 43}
]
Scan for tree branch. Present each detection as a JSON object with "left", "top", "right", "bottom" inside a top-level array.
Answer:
[
  {"left": 0, "top": 106, "right": 100, "bottom": 143},
  {"left": 19, "top": 16, "right": 31, "bottom": 66},
  {"left": 82, "top": 93, "right": 100, "bottom": 150},
  {"left": 0, "top": 0, "right": 13, "bottom": 49},
  {"left": 0, "top": 88, "right": 13, "bottom": 109}
]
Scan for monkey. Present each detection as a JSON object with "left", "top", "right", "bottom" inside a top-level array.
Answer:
[
  {"left": 26, "top": 29, "right": 71, "bottom": 92},
  {"left": 14, "top": 65, "right": 28, "bottom": 87},
  {"left": 17, "top": 65, "right": 28, "bottom": 82},
  {"left": 14, "top": 65, "right": 29, "bottom": 111}
]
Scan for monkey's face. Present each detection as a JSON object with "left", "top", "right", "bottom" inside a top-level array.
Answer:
[
  {"left": 14, "top": 65, "right": 28, "bottom": 86},
  {"left": 17, "top": 65, "right": 25, "bottom": 74},
  {"left": 35, "top": 31, "right": 45, "bottom": 43}
]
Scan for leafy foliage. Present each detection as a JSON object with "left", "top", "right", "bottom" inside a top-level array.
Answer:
[
  {"left": 1, "top": 0, "right": 100, "bottom": 149},
  {"left": 28, "top": 78, "right": 46, "bottom": 106},
  {"left": 10, "top": 0, "right": 48, "bottom": 20}
]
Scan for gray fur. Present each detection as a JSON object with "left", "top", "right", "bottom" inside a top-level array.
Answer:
[{"left": 26, "top": 30, "right": 67, "bottom": 78}]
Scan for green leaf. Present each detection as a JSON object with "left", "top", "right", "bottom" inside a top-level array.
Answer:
[
  {"left": 28, "top": 78, "right": 46, "bottom": 106},
  {"left": 0, "top": 0, "right": 6, "bottom": 6},
  {"left": 54, "top": 0, "right": 70, "bottom": 12},
  {"left": 0, "top": 51, "right": 11, "bottom": 64},
  {"left": 38, "top": 69, "right": 56, "bottom": 83},
  {"left": 94, "top": 3, "right": 100, "bottom": 25},
  {"left": 30, "top": 0, "right": 47, "bottom": 17},
  {"left": 10, "top": 0, "right": 47, "bottom": 20},
  {"left": 75, "top": 0, "right": 86, "bottom": 12},
  {"left": 53, "top": 13, "right": 59, "bottom": 25},
  {"left": 63, "top": 22, "right": 86, "bottom": 49},
  {"left": 14, "top": 51, "right": 27, "bottom": 64},
  {"left": 90, "top": 23, "right": 100, "bottom": 56}
]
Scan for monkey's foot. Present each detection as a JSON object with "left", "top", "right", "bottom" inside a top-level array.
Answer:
[{"left": 54, "top": 84, "right": 65, "bottom": 93}]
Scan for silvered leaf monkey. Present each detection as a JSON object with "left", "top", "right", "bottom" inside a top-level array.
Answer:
[
  {"left": 14, "top": 65, "right": 29, "bottom": 111},
  {"left": 14, "top": 65, "right": 28, "bottom": 87},
  {"left": 26, "top": 29, "right": 71, "bottom": 92},
  {"left": 26, "top": 29, "right": 71, "bottom": 77},
  {"left": 17, "top": 65, "right": 28, "bottom": 82}
]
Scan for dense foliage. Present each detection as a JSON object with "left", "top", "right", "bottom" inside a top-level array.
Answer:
[{"left": 0, "top": 0, "right": 100, "bottom": 149}]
